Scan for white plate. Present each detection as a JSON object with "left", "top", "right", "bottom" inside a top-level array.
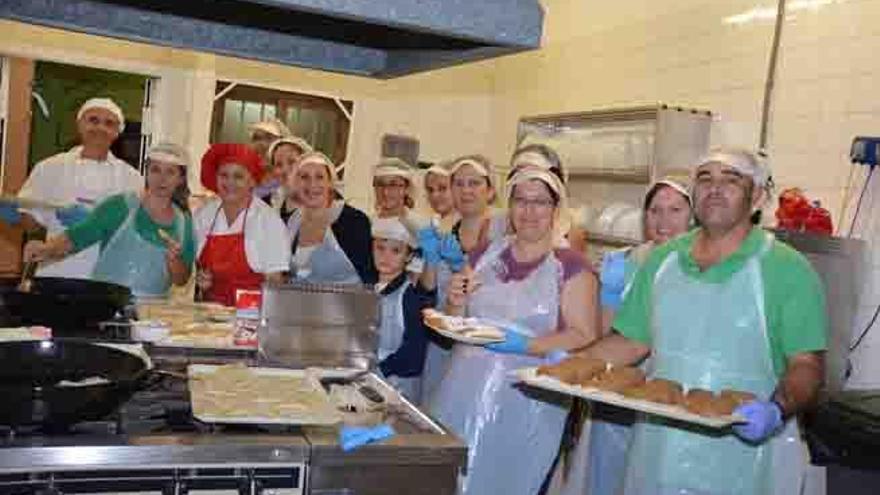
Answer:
[
  {"left": 188, "top": 364, "right": 341, "bottom": 425},
  {"left": 514, "top": 367, "right": 745, "bottom": 429},
  {"left": 423, "top": 318, "right": 505, "bottom": 345}
]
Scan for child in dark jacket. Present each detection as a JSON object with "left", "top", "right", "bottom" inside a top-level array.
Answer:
[{"left": 372, "top": 217, "right": 435, "bottom": 402}]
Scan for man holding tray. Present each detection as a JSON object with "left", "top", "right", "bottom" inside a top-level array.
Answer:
[{"left": 578, "top": 148, "right": 827, "bottom": 495}]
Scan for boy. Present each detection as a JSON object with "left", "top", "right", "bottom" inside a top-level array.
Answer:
[{"left": 372, "top": 217, "right": 435, "bottom": 402}]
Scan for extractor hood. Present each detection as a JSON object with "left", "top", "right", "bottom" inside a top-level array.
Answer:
[{"left": 0, "top": 0, "right": 543, "bottom": 78}]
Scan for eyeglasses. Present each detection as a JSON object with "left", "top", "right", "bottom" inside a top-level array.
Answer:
[{"left": 511, "top": 196, "right": 556, "bottom": 210}]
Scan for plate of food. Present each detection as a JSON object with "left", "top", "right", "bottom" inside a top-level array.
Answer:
[
  {"left": 188, "top": 363, "right": 341, "bottom": 425},
  {"left": 515, "top": 357, "right": 750, "bottom": 429},
  {"left": 422, "top": 308, "right": 505, "bottom": 345}
]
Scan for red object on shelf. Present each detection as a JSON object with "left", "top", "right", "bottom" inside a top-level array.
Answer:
[{"left": 775, "top": 188, "right": 833, "bottom": 235}]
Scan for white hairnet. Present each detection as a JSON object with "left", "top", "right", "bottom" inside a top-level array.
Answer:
[
  {"left": 77, "top": 97, "right": 125, "bottom": 133},
  {"left": 697, "top": 148, "right": 773, "bottom": 192},
  {"left": 374, "top": 157, "right": 415, "bottom": 181},
  {"left": 371, "top": 217, "right": 417, "bottom": 247},
  {"left": 249, "top": 118, "right": 292, "bottom": 139},
  {"left": 266, "top": 136, "right": 313, "bottom": 162},
  {"left": 147, "top": 142, "right": 189, "bottom": 167},
  {"left": 297, "top": 151, "right": 339, "bottom": 181}
]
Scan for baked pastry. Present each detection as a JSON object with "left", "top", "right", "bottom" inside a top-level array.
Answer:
[
  {"left": 713, "top": 389, "right": 757, "bottom": 415},
  {"left": 462, "top": 325, "right": 504, "bottom": 340},
  {"left": 589, "top": 366, "right": 646, "bottom": 393},
  {"left": 537, "top": 357, "right": 607, "bottom": 385},
  {"left": 422, "top": 309, "right": 448, "bottom": 331},
  {"left": 623, "top": 378, "right": 684, "bottom": 405},
  {"left": 684, "top": 388, "right": 718, "bottom": 416}
]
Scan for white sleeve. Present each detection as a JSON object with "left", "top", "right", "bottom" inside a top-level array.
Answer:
[
  {"left": 192, "top": 200, "right": 219, "bottom": 258},
  {"left": 17, "top": 161, "right": 56, "bottom": 229},
  {"left": 248, "top": 205, "right": 291, "bottom": 274}
]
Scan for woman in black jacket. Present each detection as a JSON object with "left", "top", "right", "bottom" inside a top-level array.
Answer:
[{"left": 287, "top": 152, "right": 376, "bottom": 284}]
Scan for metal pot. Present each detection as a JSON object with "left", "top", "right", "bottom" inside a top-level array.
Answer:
[{"left": 0, "top": 277, "right": 131, "bottom": 337}]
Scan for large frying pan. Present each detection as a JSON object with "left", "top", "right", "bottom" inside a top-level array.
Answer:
[
  {"left": 0, "top": 277, "right": 131, "bottom": 337},
  {"left": 0, "top": 340, "right": 149, "bottom": 428}
]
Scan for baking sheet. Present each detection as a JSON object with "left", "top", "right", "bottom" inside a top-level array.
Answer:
[
  {"left": 423, "top": 318, "right": 504, "bottom": 345},
  {"left": 188, "top": 364, "right": 341, "bottom": 425},
  {"left": 514, "top": 367, "right": 745, "bottom": 429}
]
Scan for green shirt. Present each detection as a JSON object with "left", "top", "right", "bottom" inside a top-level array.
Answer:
[
  {"left": 613, "top": 226, "right": 827, "bottom": 376},
  {"left": 67, "top": 193, "right": 196, "bottom": 267}
]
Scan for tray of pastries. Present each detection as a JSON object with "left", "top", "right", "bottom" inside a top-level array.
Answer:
[
  {"left": 515, "top": 357, "right": 751, "bottom": 428},
  {"left": 188, "top": 363, "right": 341, "bottom": 425},
  {"left": 422, "top": 308, "right": 505, "bottom": 345}
]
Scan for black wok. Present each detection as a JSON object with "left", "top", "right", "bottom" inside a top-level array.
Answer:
[
  {"left": 0, "top": 340, "right": 149, "bottom": 427},
  {"left": 0, "top": 277, "right": 131, "bottom": 337}
]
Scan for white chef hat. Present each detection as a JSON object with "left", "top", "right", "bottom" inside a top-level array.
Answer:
[
  {"left": 249, "top": 118, "right": 292, "bottom": 139},
  {"left": 77, "top": 97, "right": 125, "bottom": 133},
  {"left": 371, "top": 217, "right": 418, "bottom": 248},
  {"left": 696, "top": 148, "right": 773, "bottom": 192},
  {"left": 147, "top": 142, "right": 189, "bottom": 167}
]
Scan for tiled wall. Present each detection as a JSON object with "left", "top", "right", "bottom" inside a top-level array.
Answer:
[{"left": 482, "top": 0, "right": 880, "bottom": 387}]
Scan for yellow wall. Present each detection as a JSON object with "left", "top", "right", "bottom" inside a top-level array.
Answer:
[{"left": 0, "top": 19, "right": 498, "bottom": 211}]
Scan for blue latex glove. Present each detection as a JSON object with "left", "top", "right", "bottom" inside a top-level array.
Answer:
[
  {"left": 0, "top": 203, "right": 21, "bottom": 225},
  {"left": 732, "top": 400, "right": 784, "bottom": 443},
  {"left": 543, "top": 349, "right": 570, "bottom": 365},
  {"left": 416, "top": 226, "right": 442, "bottom": 266},
  {"left": 486, "top": 328, "right": 532, "bottom": 355},
  {"left": 438, "top": 234, "right": 466, "bottom": 272},
  {"left": 339, "top": 424, "right": 396, "bottom": 451},
  {"left": 599, "top": 250, "right": 627, "bottom": 310},
  {"left": 55, "top": 204, "right": 90, "bottom": 227}
]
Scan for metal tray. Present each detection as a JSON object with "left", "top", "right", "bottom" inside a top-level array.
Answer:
[
  {"left": 188, "top": 364, "right": 341, "bottom": 425},
  {"left": 515, "top": 367, "right": 745, "bottom": 429}
]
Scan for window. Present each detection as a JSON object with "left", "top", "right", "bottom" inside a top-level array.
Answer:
[{"left": 211, "top": 82, "right": 352, "bottom": 171}]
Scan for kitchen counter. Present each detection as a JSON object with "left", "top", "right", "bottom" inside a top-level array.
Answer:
[{"left": 0, "top": 367, "right": 466, "bottom": 494}]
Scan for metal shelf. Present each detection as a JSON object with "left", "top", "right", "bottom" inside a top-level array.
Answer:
[{"left": 567, "top": 168, "right": 651, "bottom": 184}]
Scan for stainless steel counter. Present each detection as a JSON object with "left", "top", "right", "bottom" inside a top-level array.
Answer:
[{"left": 0, "top": 368, "right": 467, "bottom": 494}]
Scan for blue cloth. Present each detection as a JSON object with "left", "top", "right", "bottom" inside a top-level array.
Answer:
[
  {"left": 339, "top": 424, "right": 395, "bottom": 451},
  {"left": 417, "top": 226, "right": 442, "bottom": 265},
  {"left": 439, "top": 233, "right": 466, "bottom": 272},
  {"left": 56, "top": 204, "right": 90, "bottom": 227},
  {"left": 0, "top": 203, "right": 21, "bottom": 225},
  {"left": 733, "top": 400, "right": 784, "bottom": 443},
  {"left": 599, "top": 250, "right": 628, "bottom": 310},
  {"left": 486, "top": 328, "right": 531, "bottom": 355}
]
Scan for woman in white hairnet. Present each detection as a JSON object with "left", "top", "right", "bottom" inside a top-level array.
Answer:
[
  {"left": 560, "top": 177, "right": 693, "bottom": 495},
  {"left": 422, "top": 161, "right": 457, "bottom": 230},
  {"left": 264, "top": 136, "right": 313, "bottom": 221},
  {"left": 288, "top": 152, "right": 376, "bottom": 285},
  {"left": 427, "top": 167, "right": 601, "bottom": 495},
  {"left": 0, "top": 97, "right": 143, "bottom": 279},
  {"left": 372, "top": 157, "right": 420, "bottom": 220},
  {"left": 23, "top": 143, "right": 195, "bottom": 297},
  {"left": 417, "top": 154, "right": 507, "bottom": 401}
]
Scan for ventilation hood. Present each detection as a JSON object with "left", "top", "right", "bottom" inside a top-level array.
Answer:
[{"left": 0, "top": 0, "right": 543, "bottom": 78}]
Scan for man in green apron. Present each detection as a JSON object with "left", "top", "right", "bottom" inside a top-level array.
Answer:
[{"left": 580, "top": 148, "right": 827, "bottom": 495}]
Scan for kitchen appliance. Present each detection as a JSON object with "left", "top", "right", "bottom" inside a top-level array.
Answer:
[
  {"left": 772, "top": 230, "right": 866, "bottom": 393},
  {"left": 0, "top": 340, "right": 149, "bottom": 427},
  {"left": 258, "top": 282, "right": 379, "bottom": 371},
  {"left": 0, "top": 368, "right": 466, "bottom": 494},
  {"left": 0, "top": 277, "right": 131, "bottom": 336}
]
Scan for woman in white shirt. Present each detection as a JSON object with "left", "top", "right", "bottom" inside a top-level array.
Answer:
[{"left": 194, "top": 143, "right": 290, "bottom": 306}]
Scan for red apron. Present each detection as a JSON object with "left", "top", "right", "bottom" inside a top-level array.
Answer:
[{"left": 198, "top": 202, "right": 264, "bottom": 306}]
